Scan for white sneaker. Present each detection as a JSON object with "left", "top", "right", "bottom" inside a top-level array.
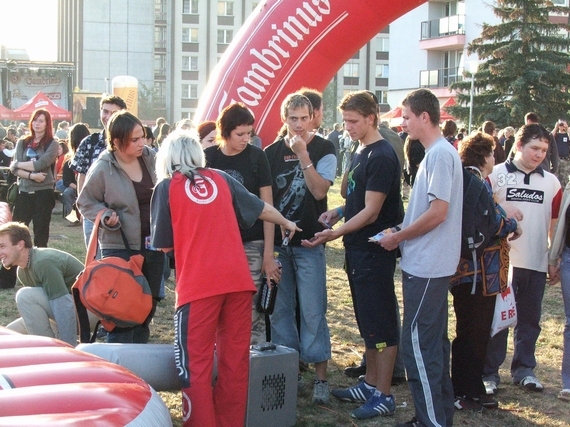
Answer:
[
  {"left": 558, "top": 388, "right": 570, "bottom": 401},
  {"left": 518, "top": 376, "right": 543, "bottom": 392},
  {"left": 484, "top": 380, "right": 497, "bottom": 395}
]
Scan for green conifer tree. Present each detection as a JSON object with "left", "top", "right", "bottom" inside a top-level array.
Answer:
[{"left": 449, "top": 0, "right": 570, "bottom": 129}]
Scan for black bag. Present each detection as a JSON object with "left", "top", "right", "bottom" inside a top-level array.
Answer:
[{"left": 461, "top": 167, "right": 498, "bottom": 278}]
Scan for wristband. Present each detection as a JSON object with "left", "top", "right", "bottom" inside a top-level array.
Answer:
[
  {"left": 302, "top": 163, "right": 313, "bottom": 171},
  {"left": 336, "top": 206, "right": 344, "bottom": 219},
  {"left": 28, "top": 171, "right": 32, "bottom": 179},
  {"left": 393, "top": 225, "right": 401, "bottom": 232}
]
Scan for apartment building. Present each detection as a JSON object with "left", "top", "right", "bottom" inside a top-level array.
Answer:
[{"left": 388, "top": 0, "right": 498, "bottom": 108}]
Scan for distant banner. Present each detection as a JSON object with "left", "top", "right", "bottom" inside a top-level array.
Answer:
[{"left": 9, "top": 70, "right": 69, "bottom": 110}]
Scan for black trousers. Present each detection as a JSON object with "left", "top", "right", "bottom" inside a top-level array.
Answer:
[
  {"left": 12, "top": 189, "right": 55, "bottom": 247},
  {"left": 451, "top": 280, "right": 495, "bottom": 398}
]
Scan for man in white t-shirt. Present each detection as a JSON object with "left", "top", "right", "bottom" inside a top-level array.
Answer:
[
  {"left": 483, "top": 124, "right": 562, "bottom": 395},
  {"left": 381, "top": 89, "right": 462, "bottom": 427}
]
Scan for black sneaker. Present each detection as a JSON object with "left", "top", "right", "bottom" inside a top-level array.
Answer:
[
  {"left": 396, "top": 417, "right": 425, "bottom": 427},
  {"left": 474, "top": 394, "right": 499, "bottom": 409},
  {"left": 344, "top": 364, "right": 366, "bottom": 378},
  {"left": 454, "top": 396, "right": 482, "bottom": 411}
]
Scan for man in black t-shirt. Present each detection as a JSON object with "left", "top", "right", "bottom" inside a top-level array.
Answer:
[
  {"left": 264, "top": 92, "right": 336, "bottom": 405},
  {"left": 553, "top": 118, "right": 570, "bottom": 187},
  {"left": 302, "top": 91, "right": 402, "bottom": 420}
]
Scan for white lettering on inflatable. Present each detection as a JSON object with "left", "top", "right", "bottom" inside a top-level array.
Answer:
[
  {"left": 243, "top": 64, "right": 273, "bottom": 93},
  {"left": 250, "top": 49, "right": 282, "bottom": 71},
  {"left": 314, "top": 0, "right": 331, "bottom": 14},
  {"left": 269, "top": 36, "right": 291, "bottom": 58},
  {"left": 298, "top": 2, "right": 323, "bottom": 26},
  {"left": 221, "top": 0, "right": 331, "bottom": 107},
  {"left": 237, "top": 86, "right": 264, "bottom": 104}
]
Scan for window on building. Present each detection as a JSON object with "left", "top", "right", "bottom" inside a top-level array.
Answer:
[
  {"left": 155, "top": 0, "right": 167, "bottom": 20},
  {"left": 343, "top": 63, "right": 359, "bottom": 77},
  {"left": 182, "top": 84, "right": 198, "bottom": 99},
  {"left": 182, "top": 56, "right": 199, "bottom": 71},
  {"left": 218, "top": 1, "right": 234, "bottom": 16},
  {"left": 155, "top": 54, "right": 166, "bottom": 76},
  {"left": 155, "top": 27, "right": 166, "bottom": 49},
  {"left": 217, "top": 29, "right": 233, "bottom": 44},
  {"left": 375, "top": 90, "right": 388, "bottom": 104},
  {"left": 182, "top": 0, "right": 199, "bottom": 14},
  {"left": 375, "top": 64, "right": 389, "bottom": 78},
  {"left": 376, "top": 36, "right": 389, "bottom": 52},
  {"left": 182, "top": 28, "right": 199, "bottom": 42}
]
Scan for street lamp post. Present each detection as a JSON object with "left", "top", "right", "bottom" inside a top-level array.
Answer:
[{"left": 467, "top": 61, "right": 480, "bottom": 133}]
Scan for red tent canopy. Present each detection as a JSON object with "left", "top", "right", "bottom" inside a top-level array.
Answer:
[
  {"left": 0, "top": 104, "right": 14, "bottom": 120},
  {"left": 380, "top": 106, "right": 402, "bottom": 120},
  {"left": 440, "top": 97, "right": 456, "bottom": 121},
  {"left": 12, "top": 92, "right": 71, "bottom": 121}
]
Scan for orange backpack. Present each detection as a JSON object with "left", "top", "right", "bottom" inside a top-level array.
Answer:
[{"left": 72, "top": 210, "right": 152, "bottom": 342}]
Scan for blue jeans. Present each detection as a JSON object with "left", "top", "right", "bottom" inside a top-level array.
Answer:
[
  {"left": 83, "top": 218, "right": 94, "bottom": 248},
  {"left": 483, "top": 267, "right": 546, "bottom": 384},
  {"left": 559, "top": 247, "right": 570, "bottom": 389},
  {"left": 269, "top": 244, "right": 331, "bottom": 363}
]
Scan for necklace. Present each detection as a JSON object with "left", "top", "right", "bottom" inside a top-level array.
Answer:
[{"left": 25, "top": 249, "right": 31, "bottom": 268}]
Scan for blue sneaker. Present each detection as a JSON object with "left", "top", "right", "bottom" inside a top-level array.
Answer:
[
  {"left": 351, "top": 392, "right": 395, "bottom": 419},
  {"left": 331, "top": 381, "right": 374, "bottom": 403}
]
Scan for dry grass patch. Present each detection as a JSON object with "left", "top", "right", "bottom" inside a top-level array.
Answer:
[{"left": 1, "top": 189, "right": 569, "bottom": 426}]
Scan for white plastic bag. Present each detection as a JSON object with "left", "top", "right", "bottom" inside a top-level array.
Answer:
[{"left": 490, "top": 282, "right": 517, "bottom": 336}]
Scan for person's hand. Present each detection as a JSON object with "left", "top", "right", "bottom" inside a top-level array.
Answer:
[
  {"left": 288, "top": 133, "right": 311, "bottom": 156},
  {"left": 103, "top": 211, "right": 120, "bottom": 227},
  {"left": 509, "top": 223, "right": 523, "bottom": 241},
  {"left": 263, "top": 256, "right": 282, "bottom": 285},
  {"left": 504, "top": 206, "right": 523, "bottom": 222},
  {"left": 281, "top": 221, "right": 301, "bottom": 241},
  {"left": 548, "top": 264, "right": 560, "bottom": 286},
  {"left": 301, "top": 229, "right": 335, "bottom": 248},
  {"left": 318, "top": 208, "right": 341, "bottom": 229},
  {"left": 379, "top": 231, "right": 400, "bottom": 251},
  {"left": 30, "top": 172, "right": 47, "bottom": 183}
]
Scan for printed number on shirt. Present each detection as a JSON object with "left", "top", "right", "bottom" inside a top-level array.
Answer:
[{"left": 495, "top": 172, "right": 517, "bottom": 187}]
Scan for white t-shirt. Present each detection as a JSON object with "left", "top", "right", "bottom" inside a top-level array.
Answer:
[
  {"left": 400, "top": 137, "right": 463, "bottom": 278},
  {"left": 488, "top": 160, "right": 562, "bottom": 272}
]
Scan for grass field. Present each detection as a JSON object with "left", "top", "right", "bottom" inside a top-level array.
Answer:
[{"left": 1, "top": 181, "right": 569, "bottom": 426}]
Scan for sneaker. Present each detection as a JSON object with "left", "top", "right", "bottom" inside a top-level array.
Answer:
[
  {"left": 518, "top": 376, "right": 544, "bottom": 392},
  {"left": 396, "top": 418, "right": 424, "bottom": 427},
  {"left": 474, "top": 394, "right": 499, "bottom": 409},
  {"left": 453, "top": 396, "right": 482, "bottom": 411},
  {"left": 298, "top": 373, "right": 306, "bottom": 392},
  {"left": 344, "top": 364, "right": 366, "bottom": 378},
  {"left": 331, "top": 381, "right": 374, "bottom": 403},
  {"left": 351, "top": 392, "right": 395, "bottom": 419},
  {"left": 558, "top": 388, "right": 570, "bottom": 402},
  {"left": 484, "top": 380, "right": 497, "bottom": 395},
  {"left": 312, "top": 380, "right": 330, "bottom": 404}
]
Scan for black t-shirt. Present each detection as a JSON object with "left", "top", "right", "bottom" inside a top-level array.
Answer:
[
  {"left": 555, "top": 132, "right": 570, "bottom": 158},
  {"left": 264, "top": 135, "right": 336, "bottom": 245},
  {"left": 204, "top": 144, "right": 272, "bottom": 242},
  {"left": 343, "top": 140, "right": 403, "bottom": 251}
]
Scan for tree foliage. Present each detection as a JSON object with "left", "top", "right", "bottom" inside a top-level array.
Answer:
[{"left": 449, "top": 0, "right": 570, "bottom": 129}]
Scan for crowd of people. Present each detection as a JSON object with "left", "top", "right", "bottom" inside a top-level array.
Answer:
[{"left": 0, "top": 87, "right": 569, "bottom": 427}]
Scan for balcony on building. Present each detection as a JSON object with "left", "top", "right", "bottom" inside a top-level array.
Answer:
[
  {"left": 419, "top": 66, "right": 461, "bottom": 90},
  {"left": 420, "top": 15, "right": 465, "bottom": 50}
]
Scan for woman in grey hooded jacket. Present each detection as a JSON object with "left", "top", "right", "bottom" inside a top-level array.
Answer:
[{"left": 77, "top": 111, "right": 165, "bottom": 343}]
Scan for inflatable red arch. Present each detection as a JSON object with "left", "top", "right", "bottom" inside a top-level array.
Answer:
[{"left": 194, "top": 0, "right": 427, "bottom": 146}]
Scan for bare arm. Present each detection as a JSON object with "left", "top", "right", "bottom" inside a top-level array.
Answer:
[
  {"left": 259, "top": 185, "right": 280, "bottom": 283},
  {"left": 380, "top": 198, "right": 449, "bottom": 251},
  {"left": 301, "top": 191, "right": 386, "bottom": 247},
  {"left": 289, "top": 135, "right": 331, "bottom": 200}
]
